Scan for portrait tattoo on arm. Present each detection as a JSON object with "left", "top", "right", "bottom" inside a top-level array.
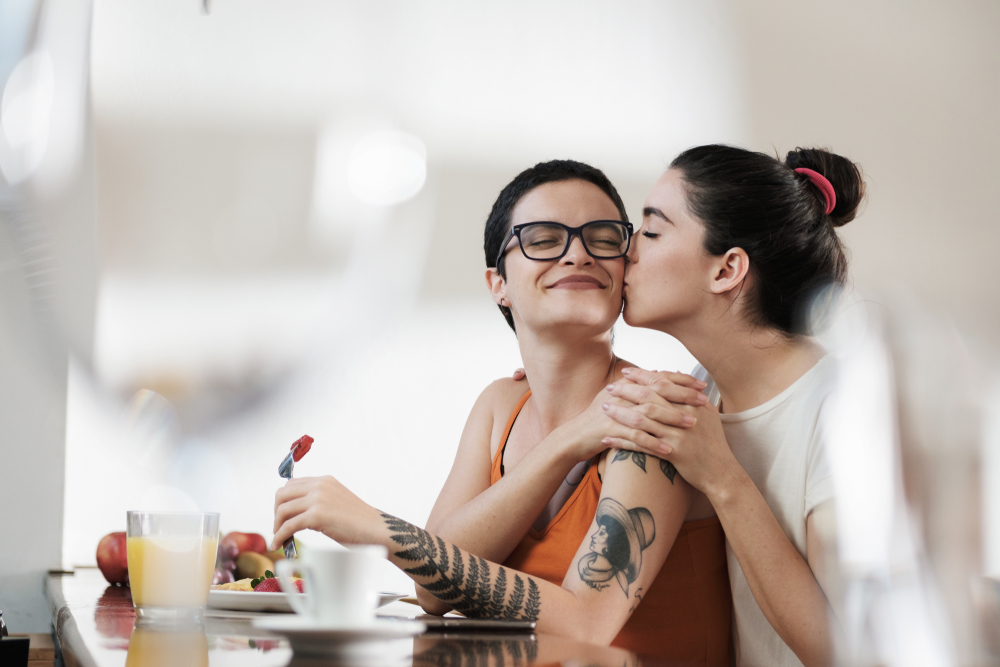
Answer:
[
  {"left": 612, "top": 450, "right": 677, "bottom": 484},
  {"left": 577, "top": 498, "right": 656, "bottom": 597},
  {"left": 381, "top": 514, "right": 541, "bottom": 621}
]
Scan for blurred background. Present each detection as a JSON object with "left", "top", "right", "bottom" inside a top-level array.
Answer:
[{"left": 1, "top": 0, "right": 998, "bottom": 659}]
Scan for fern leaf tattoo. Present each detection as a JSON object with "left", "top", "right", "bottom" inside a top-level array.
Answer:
[{"left": 380, "top": 513, "right": 541, "bottom": 621}]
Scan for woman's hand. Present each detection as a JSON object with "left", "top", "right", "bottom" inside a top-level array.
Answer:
[
  {"left": 600, "top": 368, "right": 740, "bottom": 498},
  {"left": 554, "top": 369, "right": 709, "bottom": 464},
  {"left": 270, "top": 476, "right": 383, "bottom": 551}
]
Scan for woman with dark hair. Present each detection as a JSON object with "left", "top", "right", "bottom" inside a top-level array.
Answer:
[
  {"left": 271, "top": 159, "right": 733, "bottom": 664},
  {"left": 595, "top": 145, "right": 865, "bottom": 666}
]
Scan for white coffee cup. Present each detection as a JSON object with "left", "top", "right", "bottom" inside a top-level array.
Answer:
[{"left": 275, "top": 545, "right": 388, "bottom": 626}]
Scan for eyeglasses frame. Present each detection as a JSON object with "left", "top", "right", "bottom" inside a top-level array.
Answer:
[{"left": 495, "top": 220, "right": 634, "bottom": 270}]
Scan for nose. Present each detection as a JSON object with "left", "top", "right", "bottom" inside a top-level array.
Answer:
[
  {"left": 560, "top": 233, "right": 593, "bottom": 265},
  {"left": 626, "top": 238, "right": 639, "bottom": 263}
]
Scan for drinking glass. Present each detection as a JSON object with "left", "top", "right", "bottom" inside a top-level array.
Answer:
[{"left": 126, "top": 511, "right": 219, "bottom": 622}]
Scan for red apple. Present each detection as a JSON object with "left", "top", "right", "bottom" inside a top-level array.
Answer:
[
  {"left": 94, "top": 585, "right": 135, "bottom": 642},
  {"left": 96, "top": 532, "right": 129, "bottom": 585},
  {"left": 220, "top": 531, "right": 267, "bottom": 556}
]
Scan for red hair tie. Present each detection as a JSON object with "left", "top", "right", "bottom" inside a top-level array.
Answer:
[{"left": 794, "top": 168, "right": 836, "bottom": 215}]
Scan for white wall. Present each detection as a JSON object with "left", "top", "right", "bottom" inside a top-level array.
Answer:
[
  {"left": 0, "top": 0, "right": 97, "bottom": 632},
  {"left": 0, "top": 196, "right": 68, "bottom": 632},
  {"left": 732, "top": 1, "right": 1000, "bottom": 347},
  {"left": 56, "top": 1, "right": 1000, "bottom": 594}
]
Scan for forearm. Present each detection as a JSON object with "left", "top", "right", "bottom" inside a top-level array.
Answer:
[
  {"left": 418, "top": 433, "right": 579, "bottom": 614},
  {"left": 427, "top": 432, "right": 578, "bottom": 562},
  {"left": 710, "top": 470, "right": 834, "bottom": 667},
  {"left": 383, "top": 513, "right": 616, "bottom": 645}
]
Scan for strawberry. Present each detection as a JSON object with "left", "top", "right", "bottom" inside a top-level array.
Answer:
[
  {"left": 253, "top": 578, "right": 282, "bottom": 593},
  {"left": 252, "top": 572, "right": 304, "bottom": 593},
  {"left": 291, "top": 435, "right": 313, "bottom": 462}
]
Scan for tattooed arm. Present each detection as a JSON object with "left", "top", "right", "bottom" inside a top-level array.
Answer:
[
  {"left": 271, "top": 446, "right": 695, "bottom": 645},
  {"left": 419, "top": 377, "right": 704, "bottom": 614},
  {"left": 417, "top": 380, "right": 579, "bottom": 614}
]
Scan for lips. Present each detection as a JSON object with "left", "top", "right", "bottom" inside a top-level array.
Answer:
[{"left": 548, "top": 274, "right": 606, "bottom": 289}]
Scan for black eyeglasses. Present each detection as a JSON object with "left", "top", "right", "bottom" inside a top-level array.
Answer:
[{"left": 496, "top": 220, "right": 633, "bottom": 268}]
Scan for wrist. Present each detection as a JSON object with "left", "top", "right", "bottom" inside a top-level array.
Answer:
[
  {"left": 550, "top": 422, "right": 592, "bottom": 466},
  {"left": 705, "top": 462, "right": 753, "bottom": 512}
]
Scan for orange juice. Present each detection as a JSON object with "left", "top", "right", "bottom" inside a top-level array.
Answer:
[
  {"left": 125, "top": 626, "right": 208, "bottom": 667},
  {"left": 126, "top": 536, "right": 217, "bottom": 608}
]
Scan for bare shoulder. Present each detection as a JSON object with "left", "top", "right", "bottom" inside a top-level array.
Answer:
[
  {"left": 487, "top": 376, "right": 530, "bottom": 414},
  {"left": 612, "top": 357, "right": 637, "bottom": 381},
  {"left": 464, "top": 378, "right": 529, "bottom": 432}
]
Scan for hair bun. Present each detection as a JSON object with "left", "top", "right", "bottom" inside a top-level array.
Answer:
[{"left": 785, "top": 147, "right": 866, "bottom": 227}]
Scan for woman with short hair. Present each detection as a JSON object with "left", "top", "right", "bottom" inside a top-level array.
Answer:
[{"left": 272, "top": 159, "right": 732, "bottom": 665}]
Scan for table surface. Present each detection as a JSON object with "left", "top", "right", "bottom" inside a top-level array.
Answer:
[{"left": 48, "top": 568, "right": 657, "bottom": 667}]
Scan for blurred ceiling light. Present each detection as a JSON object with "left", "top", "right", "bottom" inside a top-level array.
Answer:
[
  {"left": 347, "top": 130, "right": 427, "bottom": 207},
  {"left": 0, "top": 50, "right": 53, "bottom": 185}
]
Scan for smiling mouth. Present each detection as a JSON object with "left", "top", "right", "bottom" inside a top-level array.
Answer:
[{"left": 548, "top": 275, "right": 606, "bottom": 289}]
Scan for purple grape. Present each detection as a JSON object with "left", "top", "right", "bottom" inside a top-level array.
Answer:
[
  {"left": 213, "top": 568, "right": 234, "bottom": 585},
  {"left": 219, "top": 542, "right": 239, "bottom": 561}
]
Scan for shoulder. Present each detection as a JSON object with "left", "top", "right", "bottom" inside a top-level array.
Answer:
[
  {"left": 477, "top": 377, "right": 530, "bottom": 423},
  {"left": 608, "top": 357, "right": 637, "bottom": 382}
]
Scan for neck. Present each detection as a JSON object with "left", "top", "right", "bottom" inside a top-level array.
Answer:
[
  {"left": 516, "top": 326, "right": 619, "bottom": 433},
  {"left": 669, "top": 315, "right": 824, "bottom": 414}
]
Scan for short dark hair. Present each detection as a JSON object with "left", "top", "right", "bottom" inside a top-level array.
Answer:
[
  {"left": 670, "top": 145, "right": 866, "bottom": 336},
  {"left": 597, "top": 515, "right": 630, "bottom": 573},
  {"left": 483, "top": 160, "right": 629, "bottom": 332}
]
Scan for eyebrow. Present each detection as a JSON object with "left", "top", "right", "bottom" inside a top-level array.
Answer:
[{"left": 642, "top": 207, "right": 673, "bottom": 224}]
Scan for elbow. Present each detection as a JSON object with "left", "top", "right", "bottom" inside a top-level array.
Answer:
[
  {"left": 568, "top": 622, "right": 617, "bottom": 647},
  {"left": 415, "top": 586, "right": 451, "bottom": 616},
  {"left": 553, "top": 600, "right": 619, "bottom": 647}
]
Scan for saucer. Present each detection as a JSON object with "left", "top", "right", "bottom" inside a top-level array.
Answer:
[
  {"left": 252, "top": 616, "right": 426, "bottom": 656},
  {"left": 209, "top": 590, "right": 406, "bottom": 614}
]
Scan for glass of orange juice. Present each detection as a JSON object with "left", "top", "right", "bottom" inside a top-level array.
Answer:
[{"left": 126, "top": 511, "right": 219, "bottom": 622}]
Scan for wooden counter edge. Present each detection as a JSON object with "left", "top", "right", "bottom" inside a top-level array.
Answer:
[{"left": 8, "top": 633, "right": 55, "bottom": 659}]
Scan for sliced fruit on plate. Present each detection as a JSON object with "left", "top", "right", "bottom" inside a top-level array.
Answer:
[
  {"left": 212, "top": 578, "right": 254, "bottom": 591},
  {"left": 252, "top": 570, "right": 304, "bottom": 593}
]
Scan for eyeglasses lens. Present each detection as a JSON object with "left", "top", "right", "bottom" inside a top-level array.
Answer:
[
  {"left": 583, "top": 222, "right": 629, "bottom": 256},
  {"left": 518, "top": 222, "right": 628, "bottom": 259}
]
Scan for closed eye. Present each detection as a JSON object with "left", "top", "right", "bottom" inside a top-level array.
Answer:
[{"left": 642, "top": 231, "right": 660, "bottom": 239}]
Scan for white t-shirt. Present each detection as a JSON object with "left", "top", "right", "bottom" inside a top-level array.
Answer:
[{"left": 692, "top": 357, "right": 835, "bottom": 667}]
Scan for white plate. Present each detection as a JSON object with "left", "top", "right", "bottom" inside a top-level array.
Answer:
[
  {"left": 208, "top": 590, "right": 406, "bottom": 613},
  {"left": 252, "top": 616, "right": 426, "bottom": 656}
]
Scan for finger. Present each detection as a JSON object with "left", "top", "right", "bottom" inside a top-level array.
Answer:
[
  {"left": 603, "top": 402, "right": 672, "bottom": 439},
  {"left": 512, "top": 368, "right": 526, "bottom": 380},
  {"left": 602, "top": 436, "right": 672, "bottom": 457},
  {"left": 636, "top": 401, "right": 697, "bottom": 428},
  {"left": 274, "top": 478, "right": 313, "bottom": 511},
  {"left": 607, "top": 395, "right": 637, "bottom": 408},
  {"left": 607, "top": 381, "right": 707, "bottom": 408},
  {"left": 598, "top": 406, "right": 670, "bottom": 451},
  {"left": 273, "top": 495, "right": 313, "bottom": 535},
  {"left": 622, "top": 366, "right": 707, "bottom": 390},
  {"left": 271, "top": 509, "right": 314, "bottom": 552},
  {"left": 658, "top": 371, "right": 707, "bottom": 390}
]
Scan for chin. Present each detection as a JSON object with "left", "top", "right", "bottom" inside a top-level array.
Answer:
[
  {"left": 622, "top": 303, "right": 644, "bottom": 328},
  {"left": 537, "top": 313, "right": 617, "bottom": 337}
]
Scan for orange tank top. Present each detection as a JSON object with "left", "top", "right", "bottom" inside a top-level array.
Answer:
[{"left": 491, "top": 391, "right": 732, "bottom": 665}]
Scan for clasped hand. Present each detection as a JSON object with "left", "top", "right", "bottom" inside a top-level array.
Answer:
[{"left": 598, "top": 367, "right": 737, "bottom": 497}]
